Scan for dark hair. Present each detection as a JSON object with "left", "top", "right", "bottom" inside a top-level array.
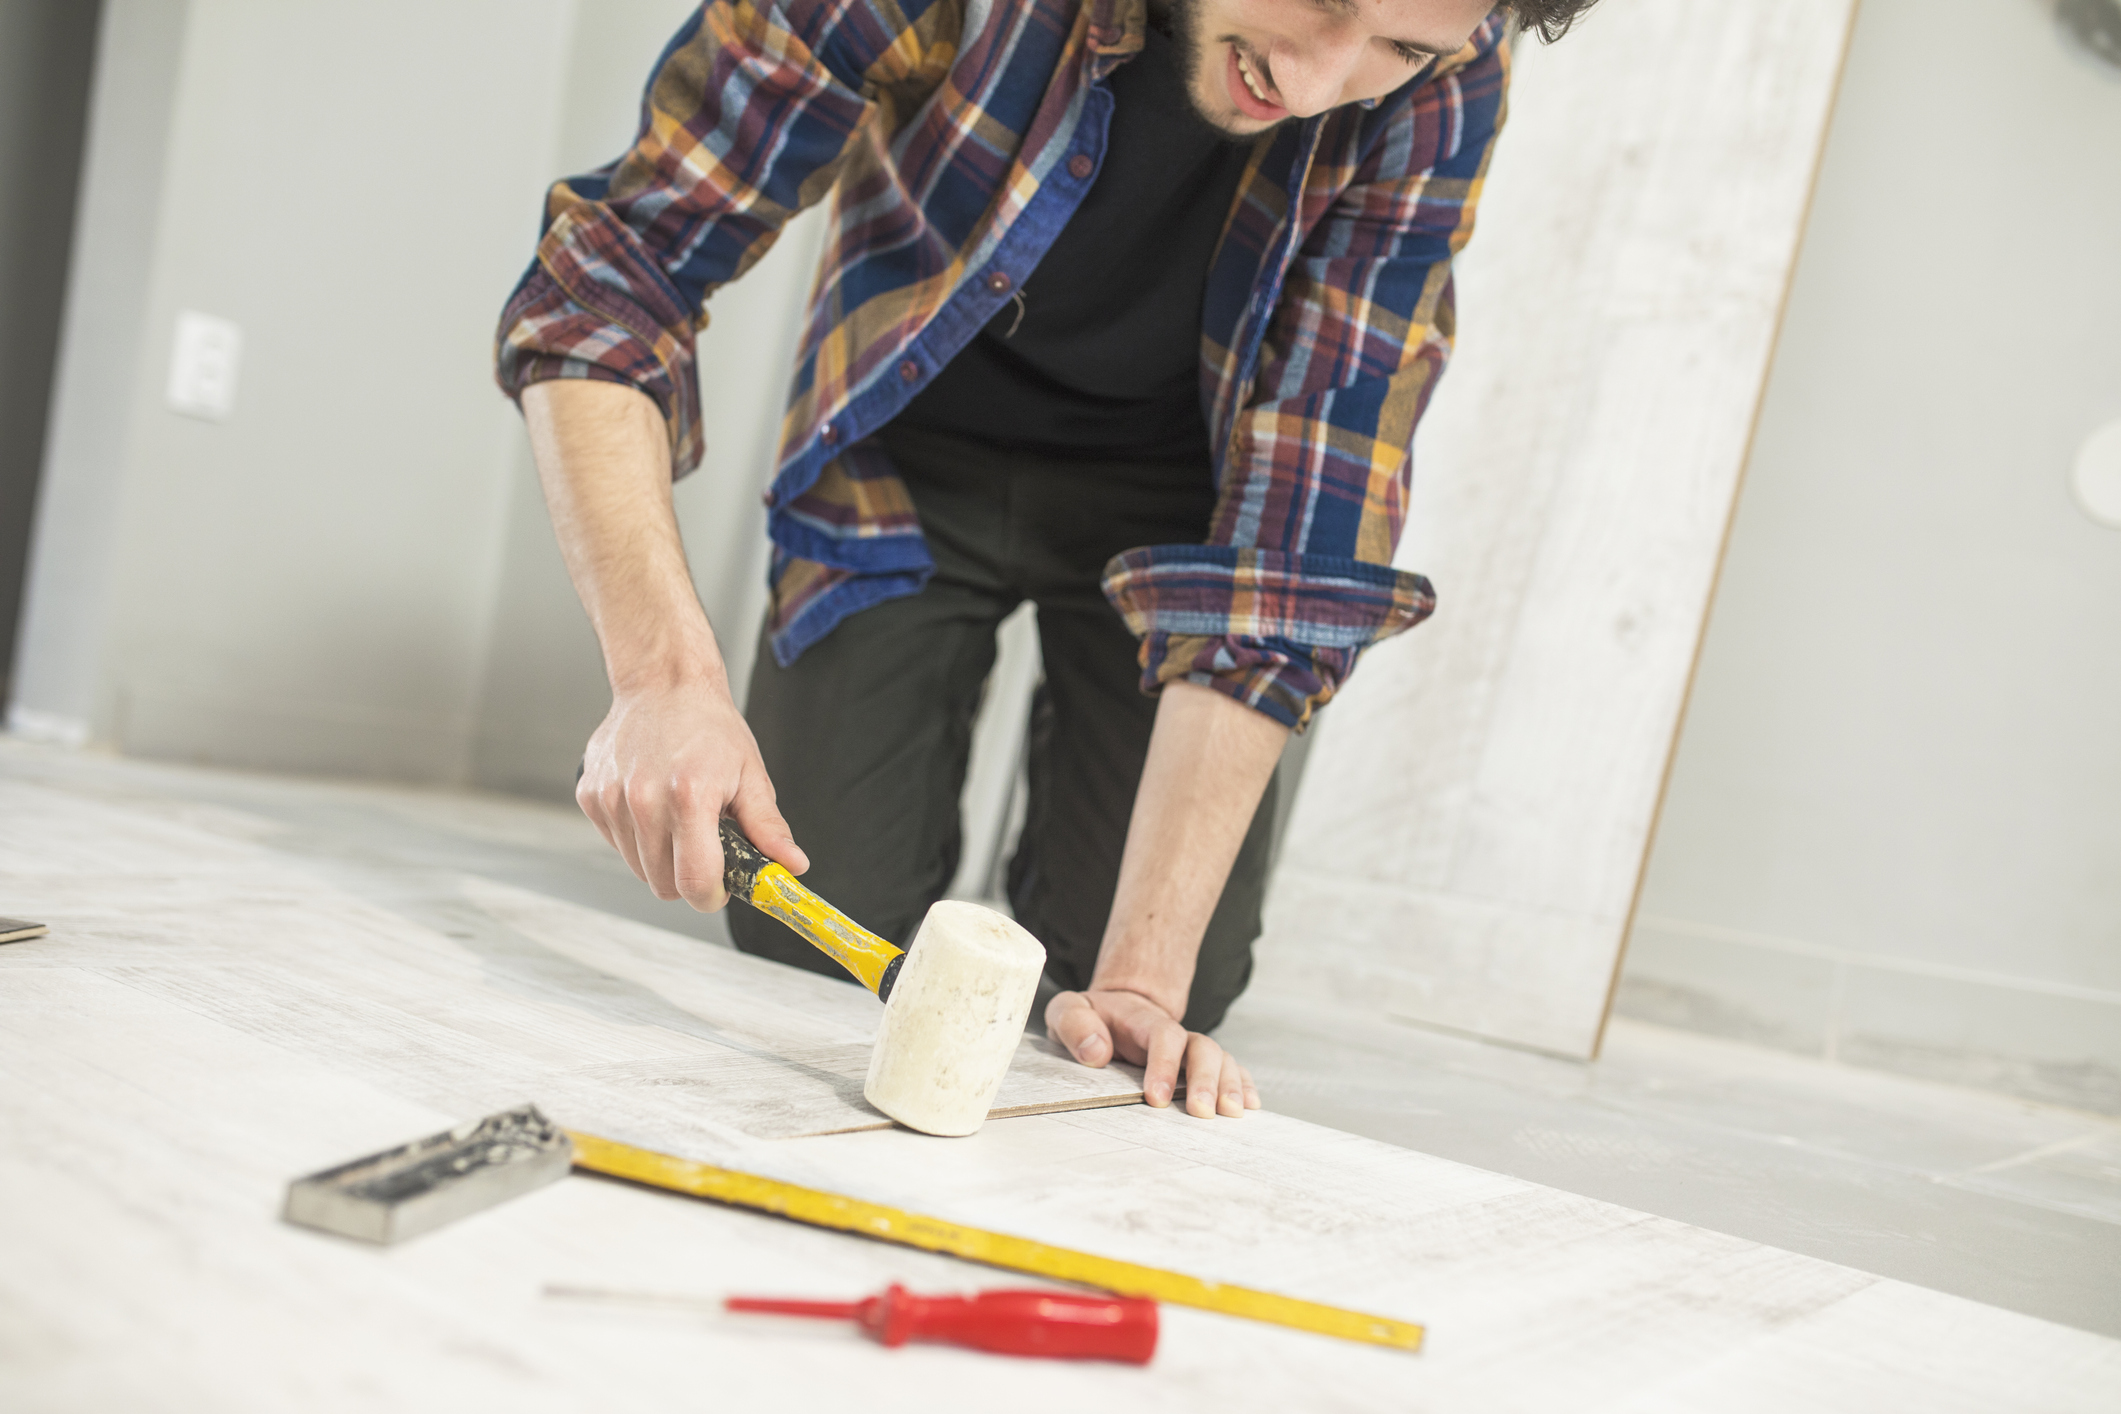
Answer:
[{"left": 1504, "top": 0, "right": 1602, "bottom": 43}]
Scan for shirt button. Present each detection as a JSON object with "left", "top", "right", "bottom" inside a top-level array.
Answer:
[
  {"left": 1068, "top": 153, "right": 1094, "bottom": 180},
  {"left": 986, "top": 272, "right": 1011, "bottom": 293},
  {"left": 898, "top": 359, "right": 919, "bottom": 382},
  {"left": 820, "top": 423, "right": 838, "bottom": 445}
]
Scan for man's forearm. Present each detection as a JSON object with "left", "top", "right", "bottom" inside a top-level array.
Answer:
[
  {"left": 1092, "top": 680, "right": 1290, "bottom": 1018},
  {"left": 523, "top": 377, "right": 805, "bottom": 903},
  {"left": 521, "top": 379, "right": 723, "bottom": 692}
]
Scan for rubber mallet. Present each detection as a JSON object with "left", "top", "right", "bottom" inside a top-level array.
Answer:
[{"left": 716, "top": 819, "right": 1045, "bottom": 1137}]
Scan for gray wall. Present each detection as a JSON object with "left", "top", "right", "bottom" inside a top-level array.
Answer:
[
  {"left": 1618, "top": 0, "right": 2121, "bottom": 1112},
  {"left": 0, "top": 0, "right": 103, "bottom": 703},
  {"left": 7, "top": 0, "right": 809, "bottom": 792},
  {"left": 14, "top": 0, "right": 827, "bottom": 797},
  {"left": 11, "top": 0, "right": 574, "bottom": 772}
]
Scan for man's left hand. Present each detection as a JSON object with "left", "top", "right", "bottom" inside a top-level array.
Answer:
[{"left": 1045, "top": 987, "right": 1259, "bottom": 1119}]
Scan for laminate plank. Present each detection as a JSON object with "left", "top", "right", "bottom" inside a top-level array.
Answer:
[
  {"left": 8, "top": 969, "right": 2115, "bottom": 1413},
  {"left": 4, "top": 764, "right": 2119, "bottom": 1410},
  {"left": 1262, "top": 0, "right": 1861, "bottom": 1058},
  {"left": 0, "top": 779, "right": 1142, "bottom": 1142}
]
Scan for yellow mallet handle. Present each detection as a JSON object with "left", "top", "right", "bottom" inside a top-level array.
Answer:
[{"left": 718, "top": 819, "right": 905, "bottom": 998}]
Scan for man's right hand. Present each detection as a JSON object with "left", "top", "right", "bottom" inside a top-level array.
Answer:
[
  {"left": 577, "top": 673, "right": 807, "bottom": 913},
  {"left": 521, "top": 378, "right": 807, "bottom": 912}
]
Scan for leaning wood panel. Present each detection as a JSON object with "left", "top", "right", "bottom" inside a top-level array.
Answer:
[{"left": 1259, "top": 0, "right": 1858, "bottom": 1057}]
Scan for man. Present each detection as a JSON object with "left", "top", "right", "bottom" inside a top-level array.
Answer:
[{"left": 496, "top": 0, "right": 1596, "bottom": 1122}]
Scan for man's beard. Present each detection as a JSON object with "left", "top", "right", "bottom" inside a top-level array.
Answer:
[{"left": 1162, "top": 0, "right": 1270, "bottom": 140}]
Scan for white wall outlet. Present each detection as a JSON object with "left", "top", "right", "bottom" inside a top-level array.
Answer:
[{"left": 166, "top": 310, "right": 243, "bottom": 421}]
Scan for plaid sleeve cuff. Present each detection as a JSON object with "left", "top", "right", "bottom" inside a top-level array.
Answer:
[
  {"left": 1100, "top": 545, "right": 1436, "bottom": 730},
  {"left": 494, "top": 199, "right": 705, "bottom": 477}
]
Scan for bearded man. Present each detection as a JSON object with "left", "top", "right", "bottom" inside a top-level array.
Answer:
[{"left": 496, "top": 0, "right": 1599, "bottom": 1120}]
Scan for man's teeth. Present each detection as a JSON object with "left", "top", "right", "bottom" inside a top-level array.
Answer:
[{"left": 1237, "top": 51, "right": 1270, "bottom": 104}]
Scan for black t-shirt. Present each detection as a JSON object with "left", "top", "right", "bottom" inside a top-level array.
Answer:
[{"left": 894, "top": 21, "right": 1252, "bottom": 464}]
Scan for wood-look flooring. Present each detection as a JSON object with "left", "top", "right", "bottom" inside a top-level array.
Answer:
[{"left": 3, "top": 746, "right": 2116, "bottom": 1410}]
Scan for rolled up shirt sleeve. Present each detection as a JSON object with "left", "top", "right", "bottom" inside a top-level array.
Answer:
[
  {"left": 1101, "top": 546, "right": 1436, "bottom": 729},
  {"left": 493, "top": 0, "right": 954, "bottom": 477},
  {"left": 1101, "top": 33, "right": 1508, "bottom": 731}
]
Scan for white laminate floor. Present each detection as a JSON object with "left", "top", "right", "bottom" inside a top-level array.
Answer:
[
  {"left": 3, "top": 735, "right": 2117, "bottom": 1411},
  {"left": 1221, "top": 999, "right": 2121, "bottom": 1340}
]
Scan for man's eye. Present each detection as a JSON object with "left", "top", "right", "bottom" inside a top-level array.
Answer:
[{"left": 1387, "top": 40, "right": 1434, "bottom": 65}]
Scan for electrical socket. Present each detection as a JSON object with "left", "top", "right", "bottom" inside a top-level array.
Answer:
[{"left": 166, "top": 310, "right": 243, "bottom": 422}]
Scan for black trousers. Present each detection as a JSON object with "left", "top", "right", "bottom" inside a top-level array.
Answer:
[{"left": 728, "top": 423, "right": 1276, "bottom": 1034}]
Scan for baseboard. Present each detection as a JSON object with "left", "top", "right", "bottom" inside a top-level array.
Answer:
[
  {"left": 5, "top": 703, "right": 92, "bottom": 747},
  {"left": 1619, "top": 916, "right": 2121, "bottom": 1115}
]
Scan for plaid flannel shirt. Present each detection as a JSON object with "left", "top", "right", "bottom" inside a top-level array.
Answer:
[{"left": 497, "top": 0, "right": 1509, "bottom": 728}]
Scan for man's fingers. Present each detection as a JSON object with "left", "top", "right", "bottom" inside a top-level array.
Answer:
[
  {"left": 575, "top": 672, "right": 778, "bottom": 911},
  {"left": 1216, "top": 1050, "right": 1248, "bottom": 1118},
  {"left": 638, "top": 832, "right": 681, "bottom": 900},
  {"left": 624, "top": 781, "right": 683, "bottom": 901},
  {"left": 670, "top": 811, "right": 729, "bottom": 913},
  {"left": 597, "top": 780, "right": 652, "bottom": 887},
  {"left": 1181, "top": 1034, "right": 1224, "bottom": 1119},
  {"left": 1044, "top": 991, "right": 1113, "bottom": 1068},
  {"left": 1142, "top": 1020, "right": 1187, "bottom": 1108},
  {"left": 731, "top": 781, "right": 807, "bottom": 876},
  {"left": 574, "top": 773, "right": 619, "bottom": 852},
  {"left": 1240, "top": 1062, "right": 1261, "bottom": 1111}
]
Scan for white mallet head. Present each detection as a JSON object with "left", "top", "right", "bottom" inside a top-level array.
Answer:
[{"left": 864, "top": 900, "right": 1046, "bottom": 1137}]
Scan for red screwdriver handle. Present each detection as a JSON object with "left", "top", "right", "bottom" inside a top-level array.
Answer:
[
  {"left": 865, "top": 1285, "right": 1158, "bottom": 1364},
  {"left": 727, "top": 1285, "right": 1158, "bottom": 1365}
]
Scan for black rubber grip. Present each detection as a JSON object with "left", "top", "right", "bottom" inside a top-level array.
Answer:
[
  {"left": 876, "top": 951, "right": 906, "bottom": 1005},
  {"left": 718, "top": 818, "right": 771, "bottom": 902}
]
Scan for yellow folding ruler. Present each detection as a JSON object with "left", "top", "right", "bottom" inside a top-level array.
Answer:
[{"left": 565, "top": 1130, "right": 1422, "bottom": 1353}]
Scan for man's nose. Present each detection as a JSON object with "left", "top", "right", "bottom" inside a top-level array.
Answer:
[{"left": 1266, "top": 25, "right": 1367, "bottom": 117}]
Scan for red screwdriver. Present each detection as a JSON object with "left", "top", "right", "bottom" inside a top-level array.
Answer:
[{"left": 725, "top": 1284, "right": 1158, "bottom": 1364}]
